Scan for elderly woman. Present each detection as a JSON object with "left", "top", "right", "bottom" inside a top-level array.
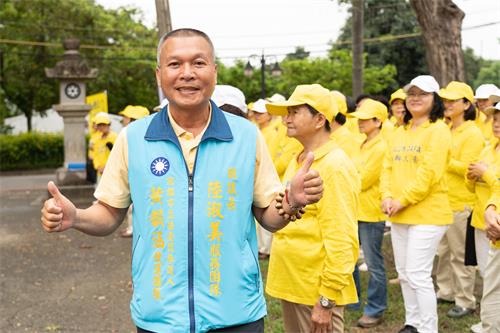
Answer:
[{"left": 265, "top": 84, "right": 360, "bottom": 333}]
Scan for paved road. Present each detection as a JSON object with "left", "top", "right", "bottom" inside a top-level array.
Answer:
[{"left": 0, "top": 173, "right": 135, "bottom": 333}]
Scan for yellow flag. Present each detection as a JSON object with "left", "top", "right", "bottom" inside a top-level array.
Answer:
[{"left": 86, "top": 91, "right": 108, "bottom": 135}]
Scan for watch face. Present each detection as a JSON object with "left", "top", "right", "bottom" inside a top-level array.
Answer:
[{"left": 65, "top": 83, "right": 81, "bottom": 99}]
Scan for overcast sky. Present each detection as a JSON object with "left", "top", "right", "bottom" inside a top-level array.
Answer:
[{"left": 96, "top": 0, "right": 499, "bottom": 64}]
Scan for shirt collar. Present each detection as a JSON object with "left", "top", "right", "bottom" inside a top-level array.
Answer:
[
  {"left": 311, "top": 140, "right": 338, "bottom": 161},
  {"left": 144, "top": 100, "right": 233, "bottom": 143}
]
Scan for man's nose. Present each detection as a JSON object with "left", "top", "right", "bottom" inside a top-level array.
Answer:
[{"left": 180, "top": 64, "right": 194, "bottom": 79}]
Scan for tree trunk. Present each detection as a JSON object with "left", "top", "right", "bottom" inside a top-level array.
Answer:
[
  {"left": 351, "top": 0, "right": 364, "bottom": 97},
  {"left": 409, "top": 0, "right": 465, "bottom": 86}
]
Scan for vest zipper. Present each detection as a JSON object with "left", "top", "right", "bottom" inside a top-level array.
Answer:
[{"left": 187, "top": 172, "right": 195, "bottom": 333}]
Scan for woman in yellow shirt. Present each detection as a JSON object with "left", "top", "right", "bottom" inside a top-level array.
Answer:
[
  {"left": 349, "top": 99, "right": 389, "bottom": 328},
  {"left": 466, "top": 102, "right": 500, "bottom": 275},
  {"left": 466, "top": 102, "right": 500, "bottom": 333},
  {"left": 265, "top": 84, "right": 359, "bottom": 333},
  {"left": 381, "top": 75, "right": 453, "bottom": 333},
  {"left": 434, "top": 82, "right": 485, "bottom": 318},
  {"left": 474, "top": 84, "right": 498, "bottom": 145}
]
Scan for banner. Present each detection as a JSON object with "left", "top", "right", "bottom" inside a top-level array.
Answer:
[{"left": 86, "top": 91, "right": 108, "bottom": 135}]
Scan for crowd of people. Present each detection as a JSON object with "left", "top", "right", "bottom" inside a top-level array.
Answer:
[{"left": 40, "top": 28, "right": 500, "bottom": 333}]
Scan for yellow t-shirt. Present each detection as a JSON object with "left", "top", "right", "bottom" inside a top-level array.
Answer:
[
  {"left": 476, "top": 111, "right": 494, "bottom": 145},
  {"left": 260, "top": 119, "right": 280, "bottom": 162},
  {"left": 94, "top": 108, "right": 281, "bottom": 209},
  {"left": 466, "top": 144, "right": 500, "bottom": 230},
  {"left": 380, "top": 119, "right": 453, "bottom": 225},
  {"left": 330, "top": 125, "right": 363, "bottom": 159},
  {"left": 352, "top": 134, "right": 388, "bottom": 222},
  {"left": 381, "top": 119, "right": 395, "bottom": 142},
  {"left": 266, "top": 140, "right": 360, "bottom": 306},
  {"left": 273, "top": 122, "right": 302, "bottom": 180},
  {"left": 447, "top": 121, "right": 485, "bottom": 211},
  {"left": 92, "top": 131, "right": 117, "bottom": 174}
]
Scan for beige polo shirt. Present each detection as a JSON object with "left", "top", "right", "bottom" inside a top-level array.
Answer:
[{"left": 95, "top": 108, "right": 281, "bottom": 209}]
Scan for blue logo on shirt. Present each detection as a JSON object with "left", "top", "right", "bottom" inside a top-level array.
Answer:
[{"left": 150, "top": 157, "right": 170, "bottom": 176}]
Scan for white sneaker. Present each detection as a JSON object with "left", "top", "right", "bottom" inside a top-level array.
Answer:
[
  {"left": 470, "top": 322, "right": 482, "bottom": 333},
  {"left": 359, "top": 262, "right": 368, "bottom": 272}
]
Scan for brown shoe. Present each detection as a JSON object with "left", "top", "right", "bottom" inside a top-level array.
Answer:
[{"left": 357, "top": 314, "right": 383, "bottom": 328}]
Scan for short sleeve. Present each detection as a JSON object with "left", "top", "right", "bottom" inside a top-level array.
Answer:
[{"left": 94, "top": 129, "right": 131, "bottom": 208}]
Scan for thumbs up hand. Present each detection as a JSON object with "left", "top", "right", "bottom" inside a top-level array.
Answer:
[
  {"left": 288, "top": 152, "right": 323, "bottom": 208},
  {"left": 41, "top": 181, "right": 76, "bottom": 233}
]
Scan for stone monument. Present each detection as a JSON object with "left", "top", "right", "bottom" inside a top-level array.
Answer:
[{"left": 45, "top": 38, "right": 98, "bottom": 187}]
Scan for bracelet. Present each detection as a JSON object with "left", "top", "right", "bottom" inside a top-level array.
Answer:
[{"left": 275, "top": 191, "right": 306, "bottom": 222}]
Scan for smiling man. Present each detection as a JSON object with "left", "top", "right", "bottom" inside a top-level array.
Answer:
[{"left": 40, "top": 28, "right": 324, "bottom": 333}]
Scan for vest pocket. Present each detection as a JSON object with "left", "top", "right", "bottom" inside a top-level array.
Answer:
[{"left": 242, "top": 240, "right": 261, "bottom": 292}]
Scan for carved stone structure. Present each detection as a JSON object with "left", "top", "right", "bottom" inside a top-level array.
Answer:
[{"left": 45, "top": 38, "right": 98, "bottom": 186}]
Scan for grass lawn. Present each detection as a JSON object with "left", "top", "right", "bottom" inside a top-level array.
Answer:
[{"left": 259, "top": 234, "right": 480, "bottom": 333}]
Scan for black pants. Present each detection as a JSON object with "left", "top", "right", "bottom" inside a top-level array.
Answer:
[{"left": 137, "top": 317, "right": 264, "bottom": 333}]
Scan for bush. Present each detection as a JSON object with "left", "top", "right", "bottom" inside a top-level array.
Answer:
[{"left": 0, "top": 132, "right": 64, "bottom": 171}]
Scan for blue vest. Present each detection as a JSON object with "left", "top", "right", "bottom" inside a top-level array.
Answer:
[{"left": 126, "top": 102, "right": 265, "bottom": 333}]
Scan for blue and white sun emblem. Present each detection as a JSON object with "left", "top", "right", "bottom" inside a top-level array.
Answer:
[{"left": 150, "top": 157, "right": 170, "bottom": 176}]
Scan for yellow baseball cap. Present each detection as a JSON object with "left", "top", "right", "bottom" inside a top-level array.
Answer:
[
  {"left": 265, "top": 84, "right": 338, "bottom": 123},
  {"left": 119, "top": 105, "right": 150, "bottom": 120},
  {"left": 484, "top": 102, "right": 500, "bottom": 116},
  {"left": 331, "top": 90, "right": 348, "bottom": 115},
  {"left": 438, "top": 81, "right": 474, "bottom": 104},
  {"left": 93, "top": 112, "right": 110, "bottom": 125},
  {"left": 348, "top": 98, "right": 388, "bottom": 122},
  {"left": 389, "top": 88, "right": 406, "bottom": 104}
]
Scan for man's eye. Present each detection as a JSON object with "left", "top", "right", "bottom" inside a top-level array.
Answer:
[{"left": 168, "top": 62, "right": 179, "bottom": 67}]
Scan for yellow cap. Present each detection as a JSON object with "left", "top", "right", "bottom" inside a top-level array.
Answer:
[
  {"left": 438, "top": 81, "right": 474, "bottom": 104},
  {"left": 119, "top": 105, "right": 150, "bottom": 120},
  {"left": 247, "top": 102, "right": 254, "bottom": 110},
  {"left": 331, "top": 90, "right": 348, "bottom": 115},
  {"left": 348, "top": 98, "right": 388, "bottom": 122},
  {"left": 483, "top": 102, "right": 500, "bottom": 116},
  {"left": 389, "top": 88, "right": 406, "bottom": 104},
  {"left": 265, "top": 84, "right": 338, "bottom": 123},
  {"left": 93, "top": 112, "right": 110, "bottom": 125}
]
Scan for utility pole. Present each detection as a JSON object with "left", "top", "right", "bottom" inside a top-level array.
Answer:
[
  {"left": 351, "top": 0, "right": 364, "bottom": 98},
  {"left": 155, "top": 0, "right": 172, "bottom": 103},
  {"left": 155, "top": 0, "right": 172, "bottom": 39}
]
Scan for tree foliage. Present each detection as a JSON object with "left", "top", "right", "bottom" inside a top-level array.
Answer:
[
  {"left": 218, "top": 50, "right": 397, "bottom": 101},
  {"left": 335, "top": 0, "right": 427, "bottom": 87},
  {"left": 0, "top": 0, "right": 158, "bottom": 131}
]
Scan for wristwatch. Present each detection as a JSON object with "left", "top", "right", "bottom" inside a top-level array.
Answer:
[{"left": 319, "top": 295, "right": 335, "bottom": 309}]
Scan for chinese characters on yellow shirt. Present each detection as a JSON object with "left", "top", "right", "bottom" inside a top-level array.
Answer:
[{"left": 207, "top": 167, "right": 238, "bottom": 297}]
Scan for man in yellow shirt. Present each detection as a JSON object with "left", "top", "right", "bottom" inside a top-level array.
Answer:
[
  {"left": 348, "top": 99, "right": 389, "bottom": 328},
  {"left": 40, "top": 28, "right": 323, "bottom": 333},
  {"left": 266, "top": 84, "right": 359, "bottom": 333},
  {"left": 91, "top": 112, "right": 117, "bottom": 181}
]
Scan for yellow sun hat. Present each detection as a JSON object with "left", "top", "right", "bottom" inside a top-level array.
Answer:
[
  {"left": 265, "top": 84, "right": 338, "bottom": 123},
  {"left": 438, "top": 81, "right": 474, "bottom": 104},
  {"left": 389, "top": 88, "right": 407, "bottom": 104},
  {"left": 348, "top": 98, "right": 388, "bottom": 122},
  {"left": 119, "top": 105, "right": 150, "bottom": 120}
]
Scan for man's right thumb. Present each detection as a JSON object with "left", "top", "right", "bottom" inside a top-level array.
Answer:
[{"left": 47, "top": 181, "right": 63, "bottom": 201}]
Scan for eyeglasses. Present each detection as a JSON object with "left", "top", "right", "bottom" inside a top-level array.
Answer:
[{"left": 407, "top": 92, "right": 433, "bottom": 99}]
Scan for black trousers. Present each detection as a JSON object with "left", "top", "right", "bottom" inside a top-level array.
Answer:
[{"left": 137, "top": 317, "right": 264, "bottom": 333}]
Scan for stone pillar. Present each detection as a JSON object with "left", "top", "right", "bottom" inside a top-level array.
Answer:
[{"left": 45, "top": 38, "right": 98, "bottom": 187}]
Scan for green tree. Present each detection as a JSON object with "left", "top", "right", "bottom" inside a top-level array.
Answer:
[
  {"left": 0, "top": 0, "right": 158, "bottom": 131},
  {"left": 474, "top": 61, "right": 500, "bottom": 88},
  {"left": 335, "top": 0, "right": 427, "bottom": 87},
  {"left": 284, "top": 46, "right": 310, "bottom": 61},
  {"left": 218, "top": 49, "right": 396, "bottom": 101}
]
